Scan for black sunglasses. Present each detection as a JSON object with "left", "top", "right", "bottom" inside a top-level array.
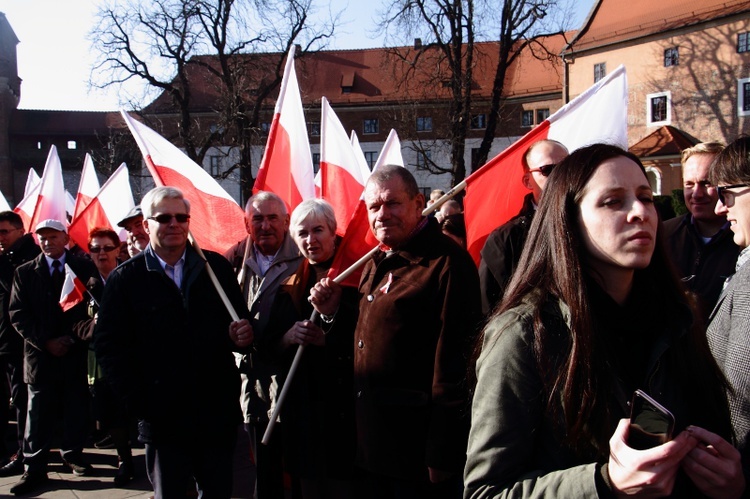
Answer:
[
  {"left": 89, "top": 245, "right": 118, "bottom": 254},
  {"left": 528, "top": 163, "right": 556, "bottom": 176},
  {"left": 149, "top": 213, "right": 190, "bottom": 224},
  {"left": 717, "top": 183, "right": 750, "bottom": 207}
]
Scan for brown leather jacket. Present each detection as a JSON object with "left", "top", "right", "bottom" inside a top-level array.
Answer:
[{"left": 353, "top": 217, "right": 482, "bottom": 481}]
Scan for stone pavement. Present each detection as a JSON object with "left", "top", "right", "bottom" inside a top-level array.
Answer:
[{"left": 0, "top": 426, "right": 256, "bottom": 498}]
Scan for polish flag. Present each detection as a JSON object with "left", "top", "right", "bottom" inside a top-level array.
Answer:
[
  {"left": 59, "top": 263, "right": 87, "bottom": 312},
  {"left": 24, "top": 146, "right": 67, "bottom": 233},
  {"left": 319, "top": 97, "right": 370, "bottom": 236},
  {"left": 463, "top": 64, "right": 628, "bottom": 264},
  {"left": 68, "top": 163, "right": 135, "bottom": 250},
  {"left": 120, "top": 111, "right": 247, "bottom": 254},
  {"left": 65, "top": 191, "right": 76, "bottom": 219},
  {"left": 253, "top": 45, "right": 315, "bottom": 213},
  {"left": 23, "top": 169, "right": 40, "bottom": 199},
  {"left": 328, "top": 130, "right": 405, "bottom": 287},
  {"left": 72, "top": 154, "right": 101, "bottom": 220},
  {"left": 350, "top": 131, "right": 373, "bottom": 177},
  {"left": 14, "top": 183, "right": 39, "bottom": 232}
]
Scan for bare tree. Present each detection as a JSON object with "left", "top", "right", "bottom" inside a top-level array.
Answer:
[
  {"left": 379, "top": 0, "right": 567, "bottom": 186},
  {"left": 89, "top": 0, "right": 335, "bottom": 199}
]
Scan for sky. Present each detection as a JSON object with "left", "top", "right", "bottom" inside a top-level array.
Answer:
[{"left": 0, "top": 0, "right": 594, "bottom": 112}]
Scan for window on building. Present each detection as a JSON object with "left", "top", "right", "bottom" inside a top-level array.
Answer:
[
  {"left": 647, "top": 91, "right": 671, "bottom": 125},
  {"left": 521, "top": 110, "right": 534, "bottom": 127},
  {"left": 594, "top": 63, "right": 606, "bottom": 83},
  {"left": 67, "top": 141, "right": 77, "bottom": 150},
  {"left": 739, "top": 32, "right": 749, "bottom": 53},
  {"left": 471, "top": 114, "right": 487, "bottom": 129},
  {"left": 209, "top": 156, "right": 221, "bottom": 176},
  {"left": 536, "top": 108, "right": 550, "bottom": 124},
  {"left": 364, "top": 151, "right": 378, "bottom": 168},
  {"left": 664, "top": 47, "right": 679, "bottom": 67},
  {"left": 416, "top": 150, "right": 432, "bottom": 169},
  {"left": 312, "top": 153, "right": 320, "bottom": 173},
  {"left": 309, "top": 122, "right": 320, "bottom": 137},
  {"left": 363, "top": 119, "right": 379, "bottom": 135},
  {"left": 416, "top": 116, "right": 433, "bottom": 132},
  {"left": 738, "top": 78, "right": 750, "bottom": 117},
  {"left": 260, "top": 122, "right": 271, "bottom": 133}
]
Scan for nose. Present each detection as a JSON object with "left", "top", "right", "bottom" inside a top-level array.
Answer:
[
  {"left": 628, "top": 199, "right": 651, "bottom": 223},
  {"left": 715, "top": 197, "right": 728, "bottom": 216}
]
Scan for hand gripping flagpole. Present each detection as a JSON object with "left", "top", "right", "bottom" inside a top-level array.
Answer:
[{"left": 261, "top": 183, "right": 468, "bottom": 445}]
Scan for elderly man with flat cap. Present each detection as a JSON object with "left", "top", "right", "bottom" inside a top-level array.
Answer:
[
  {"left": 118, "top": 206, "right": 149, "bottom": 257},
  {"left": 8, "top": 219, "right": 98, "bottom": 495}
]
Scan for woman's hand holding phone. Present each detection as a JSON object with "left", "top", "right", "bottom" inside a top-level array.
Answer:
[
  {"left": 608, "top": 418, "right": 697, "bottom": 498},
  {"left": 681, "top": 425, "right": 745, "bottom": 499}
]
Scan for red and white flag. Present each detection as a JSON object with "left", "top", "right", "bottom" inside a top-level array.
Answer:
[
  {"left": 72, "top": 154, "right": 101, "bottom": 220},
  {"left": 68, "top": 163, "right": 135, "bottom": 250},
  {"left": 349, "top": 131, "right": 372, "bottom": 178},
  {"left": 59, "top": 263, "right": 87, "bottom": 312},
  {"left": 463, "top": 64, "right": 628, "bottom": 264},
  {"left": 23, "top": 169, "right": 40, "bottom": 199},
  {"left": 120, "top": 111, "right": 247, "bottom": 254},
  {"left": 319, "top": 97, "right": 370, "bottom": 236},
  {"left": 17, "top": 146, "right": 67, "bottom": 233},
  {"left": 328, "top": 130, "right": 405, "bottom": 287},
  {"left": 253, "top": 45, "right": 315, "bottom": 213}
]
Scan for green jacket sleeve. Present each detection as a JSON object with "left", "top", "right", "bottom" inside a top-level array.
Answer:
[{"left": 464, "top": 308, "right": 601, "bottom": 499}]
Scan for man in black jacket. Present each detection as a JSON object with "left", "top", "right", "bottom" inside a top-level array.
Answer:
[
  {"left": 94, "top": 187, "right": 253, "bottom": 498},
  {"left": 0, "top": 211, "right": 40, "bottom": 476},
  {"left": 478, "top": 139, "right": 568, "bottom": 315},
  {"left": 8, "top": 219, "right": 98, "bottom": 495}
]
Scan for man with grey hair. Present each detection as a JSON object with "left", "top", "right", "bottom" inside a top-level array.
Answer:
[
  {"left": 310, "top": 165, "right": 481, "bottom": 497},
  {"left": 94, "top": 186, "right": 252, "bottom": 498},
  {"left": 664, "top": 142, "right": 740, "bottom": 318},
  {"left": 224, "top": 191, "right": 302, "bottom": 499}
]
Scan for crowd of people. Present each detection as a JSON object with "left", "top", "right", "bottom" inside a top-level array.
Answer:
[{"left": 0, "top": 136, "right": 747, "bottom": 499}]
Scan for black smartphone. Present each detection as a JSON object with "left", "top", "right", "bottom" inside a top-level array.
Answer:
[{"left": 627, "top": 389, "right": 675, "bottom": 450}]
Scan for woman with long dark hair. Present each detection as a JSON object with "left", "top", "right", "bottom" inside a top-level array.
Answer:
[{"left": 464, "top": 143, "right": 743, "bottom": 497}]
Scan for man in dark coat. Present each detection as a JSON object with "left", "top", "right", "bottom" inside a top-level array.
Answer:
[
  {"left": 8, "top": 219, "right": 98, "bottom": 495},
  {"left": 93, "top": 187, "right": 253, "bottom": 498},
  {"left": 0, "top": 211, "right": 40, "bottom": 476},
  {"left": 663, "top": 142, "right": 739, "bottom": 320},
  {"left": 311, "top": 165, "right": 482, "bottom": 498},
  {"left": 478, "top": 139, "right": 568, "bottom": 315}
]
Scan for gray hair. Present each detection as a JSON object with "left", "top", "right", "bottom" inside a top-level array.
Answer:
[
  {"left": 140, "top": 186, "right": 190, "bottom": 218},
  {"left": 290, "top": 198, "right": 337, "bottom": 236},
  {"left": 245, "top": 191, "right": 288, "bottom": 216}
]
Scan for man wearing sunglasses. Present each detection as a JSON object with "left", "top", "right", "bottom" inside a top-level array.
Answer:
[
  {"left": 94, "top": 186, "right": 252, "bottom": 498},
  {"left": 478, "top": 139, "right": 568, "bottom": 315},
  {"left": 663, "top": 142, "right": 739, "bottom": 319}
]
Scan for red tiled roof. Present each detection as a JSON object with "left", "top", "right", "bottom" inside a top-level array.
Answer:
[
  {"left": 629, "top": 125, "right": 697, "bottom": 157},
  {"left": 565, "top": 0, "right": 750, "bottom": 54},
  {"left": 145, "top": 35, "right": 567, "bottom": 113}
]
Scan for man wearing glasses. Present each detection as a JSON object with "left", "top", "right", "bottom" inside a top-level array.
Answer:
[
  {"left": 478, "top": 139, "right": 568, "bottom": 314},
  {"left": 663, "top": 142, "right": 739, "bottom": 319},
  {"left": 0, "top": 212, "right": 39, "bottom": 477},
  {"left": 94, "top": 186, "right": 252, "bottom": 498}
]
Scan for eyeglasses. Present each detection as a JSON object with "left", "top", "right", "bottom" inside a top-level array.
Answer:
[
  {"left": 527, "top": 163, "right": 556, "bottom": 176},
  {"left": 149, "top": 213, "right": 190, "bottom": 224},
  {"left": 0, "top": 228, "right": 22, "bottom": 236},
  {"left": 89, "top": 245, "right": 118, "bottom": 254},
  {"left": 717, "top": 183, "right": 750, "bottom": 207}
]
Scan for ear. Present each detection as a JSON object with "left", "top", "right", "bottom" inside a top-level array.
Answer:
[
  {"left": 522, "top": 173, "right": 533, "bottom": 191},
  {"left": 142, "top": 218, "right": 150, "bottom": 234}
]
